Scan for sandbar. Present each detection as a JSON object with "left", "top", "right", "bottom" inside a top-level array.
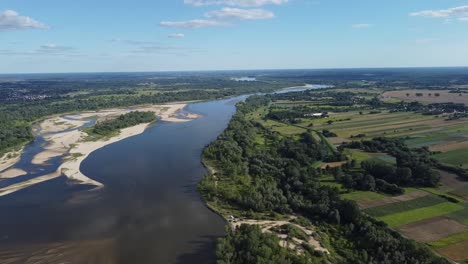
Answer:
[{"left": 0, "top": 103, "right": 199, "bottom": 196}]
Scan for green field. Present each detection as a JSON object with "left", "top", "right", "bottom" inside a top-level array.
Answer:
[
  {"left": 343, "top": 149, "right": 370, "bottom": 162},
  {"left": 365, "top": 195, "right": 447, "bottom": 217},
  {"left": 378, "top": 202, "right": 464, "bottom": 227},
  {"left": 448, "top": 206, "right": 468, "bottom": 225},
  {"left": 434, "top": 148, "right": 468, "bottom": 169},
  {"left": 341, "top": 191, "right": 388, "bottom": 203},
  {"left": 429, "top": 231, "right": 468, "bottom": 248}
]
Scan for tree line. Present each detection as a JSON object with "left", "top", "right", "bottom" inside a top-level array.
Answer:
[{"left": 200, "top": 96, "right": 449, "bottom": 264}]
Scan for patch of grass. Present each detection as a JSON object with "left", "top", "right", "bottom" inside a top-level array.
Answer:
[
  {"left": 434, "top": 148, "right": 468, "bottom": 169},
  {"left": 341, "top": 191, "right": 388, "bottom": 203},
  {"left": 429, "top": 231, "right": 468, "bottom": 248},
  {"left": 364, "top": 195, "right": 446, "bottom": 218},
  {"left": 448, "top": 206, "right": 468, "bottom": 225},
  {"left": 420, "top": 188, "right": 464, "bottom": 203},
  {"left": 378, "top": 202, "right": 464, "bottom": 227},
  {"left": 343, "top": 149, "right": 370, "bottom": 162}
]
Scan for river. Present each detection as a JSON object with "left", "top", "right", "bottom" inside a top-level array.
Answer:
[{"left": 0, "top": 85, "right": 326, "bottom": 264}]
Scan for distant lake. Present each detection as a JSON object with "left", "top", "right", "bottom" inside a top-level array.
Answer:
[{"left": 0, "top": 85, "right": 326, "bottom": 264}]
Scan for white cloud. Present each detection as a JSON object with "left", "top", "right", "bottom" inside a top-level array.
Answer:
[
  {"left": 0, "top": 44, "right": 75, "bottom": 56},
  {"left": 37, "top": 44, "right": 74, "bottom": 53},
  {"left": 352, "top": 24, "right": 372, "bottom": 29},
  {"left": 168, "top": 33, "right": 185, "bottom": 38},
  {"left": 160, "top": 19, "right": 229, "bottom": 28},
  {"left": 0, "top": 10, "right": 49, "bottom": 31},
  {"left": 459, "top": 17, "right": 468, "bottom": 21},
  {"left": 410, "top": 5, "right": 468, "bottom": 18},
  {"left": 184, "top": 0, "right": 288, "bottom": 7},
  {"left": 205, "top": 8, "right": 274, "bottom": 20}
]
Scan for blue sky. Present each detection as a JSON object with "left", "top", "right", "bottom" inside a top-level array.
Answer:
[{"left": 1, "top": 0, "right": 468, "bottom": 73}]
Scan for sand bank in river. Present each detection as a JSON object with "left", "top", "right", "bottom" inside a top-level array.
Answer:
[
  {"left": 58, "top": 123, "right": 151, "bottom": 186},
  {"left": 0, "top": 147, "right": 24, "bottom": 173},
  {"left": 31, "top": 104, "right": 192, "bottom": 166},
  {"left": 0, "top": 103, "right": 198, "bottom": 196},
  {"left": 0, "top": 168, "right": 27, "bottom": 179}
]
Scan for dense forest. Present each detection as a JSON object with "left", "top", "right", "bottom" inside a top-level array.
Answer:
[
  {"left": 200, "top": 96, "right": 450, "bottom": 264},
  {"left": 337, "top": 138, "right": 440, "bottom": 194}
]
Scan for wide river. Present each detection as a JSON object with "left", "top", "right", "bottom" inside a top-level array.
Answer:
[{"left": 0, "top": 86, "right": 326, "bottom": 264}]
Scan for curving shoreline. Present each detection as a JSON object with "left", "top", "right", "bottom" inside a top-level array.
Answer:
[{"left": 0, "top": 103, "right": 199, "bottom": 196}]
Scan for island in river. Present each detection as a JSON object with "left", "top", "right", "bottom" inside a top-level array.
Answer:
[
  {"left": 0, "top": 103, "right": 198, "bottom": 196},
  {"left": 0, "top": 96, "right": 245, "bottom": 264}
]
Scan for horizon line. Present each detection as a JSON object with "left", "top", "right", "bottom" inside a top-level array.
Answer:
[{"left": 1, "top": 65, "right": 467, "bottom": 76}]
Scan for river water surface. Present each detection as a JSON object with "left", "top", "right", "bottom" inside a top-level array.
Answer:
[{"left": 0, "top": 85, "right": 326, "bottom": 264}]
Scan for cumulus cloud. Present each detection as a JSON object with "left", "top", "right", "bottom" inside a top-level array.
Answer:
[
  {"left": 410, "top": 5, "right": 468, "bottom": 18},
  {"left": 184, "top": 0, "right": 288, "bottom": 7},
  {"left": 352, "top": 23, "right": 372, "bottom": 29},
  {"left": 160, "top": 19, "right": 229, "bottom": 28},
  {"left": 0, "top": 10, "right": 49, "bottom": 31},
  {"left": 168, "top": 33, "right": 185, "bottom": 38},
  {"left": 205, "top": 8, "right": 274, "bottom": 20}
]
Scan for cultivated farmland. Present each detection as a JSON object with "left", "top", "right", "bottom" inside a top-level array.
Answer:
[{"left": 382, "top": 89, "right": 468, "bottom": 106}]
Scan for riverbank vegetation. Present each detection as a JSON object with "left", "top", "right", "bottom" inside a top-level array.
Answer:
[
  {"left": 200, "top": 95, "right": 453, "bottom": 263},
  {"left": 83, "top": 111, "right": 156, "bottom": 141},
  {"left": 0, "top": 74, "right": 300, "bottom": 155}
]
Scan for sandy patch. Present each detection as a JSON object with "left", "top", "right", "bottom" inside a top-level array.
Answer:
[
  {"left": 397, "top": 217, "right": 468, "bottom": 243},
  {"left": 40, "top": 117, "right": 88, "bottom": 134},
  {"left": 359, "top": 190, "right": 428, "bottom": 209},
  {"left": 0, "top": 171, "right": 61, "bottom": 197},
  {"left": 231, "top": 216, "right": 329, "bottom": 255},
  {"left": 0, "top": 147, "right": 24, "bottom": 172},
  {"left": 32, "top": 129, "right": 83, "bottom": 165},
  {"left": 58, "top": 123, "right": 151, "bottom": 186},
  {"left": 0, "top": 103, "right": 199, "bottom": 196},
  {"left": 0, "top": 168, "right": 27, "bottom": 179}
]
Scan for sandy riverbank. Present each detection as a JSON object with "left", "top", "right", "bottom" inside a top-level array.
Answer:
[
  {"left": 0, "top": 147, "right": 25, "bottom": 173},
  {"left": 0, "top": 168, "right": 27, "bottom": 179},
  {"left": 31, "top": 104, "right": 194, "bottom": 167},
  {"left": 0, "top": 103, "right": 198, "bottom": 196}
]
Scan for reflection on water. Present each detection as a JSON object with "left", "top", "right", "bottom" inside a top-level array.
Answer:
[
  {"left": 0, "top": 97, "right": 241, "bottom": 264},
  {"left": 0, "top": 85, "right": 326, "bottom": 264}
]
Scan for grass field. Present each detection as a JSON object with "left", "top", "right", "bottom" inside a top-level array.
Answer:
[
  {"left": 448, "top": 206, "right": 468, "bottom": 225},
  {"left": 377, "top": 202, "right": 464, "bottom": 227},
  {"left": 365, "top": 195, "right": 446, "bottom": 218},
  {"left": 434, "top": 148, "right": 468, "bottom": 169},
  {"left": 429, "top": 231, "right": 468, "bottom": 248},
  {"left": 341, "top": 191, "right": 388, "bottom": 203}
]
